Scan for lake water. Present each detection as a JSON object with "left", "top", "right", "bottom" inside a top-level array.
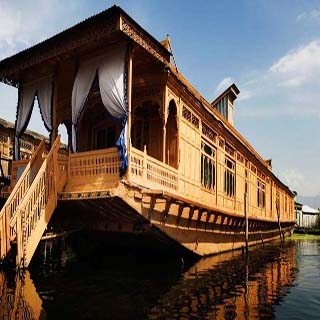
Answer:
[{"left": 0, "top": 235, "right": 319, "bottom": 319}]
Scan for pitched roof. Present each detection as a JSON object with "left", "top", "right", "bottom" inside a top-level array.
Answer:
[
  {"left": 302, "top": 204, "right": 318, "bottom": 214},
  {"left": 0, "top": 5, "right": 170, "bottom": 86}
]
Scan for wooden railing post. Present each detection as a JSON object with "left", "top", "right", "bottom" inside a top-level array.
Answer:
[
  {"left": 5, "top": 208, "right": 10, "bottom": 257},
  {"left": 0, "top": 209, "right": 9, "bottom": 258},
  {"left": 16, "top": 212, "right": 22, "bottom": 267},
  {"left": 143, "top": 145, "right": 147, "bottom": 184}
]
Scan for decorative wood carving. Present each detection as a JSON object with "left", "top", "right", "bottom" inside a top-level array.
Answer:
[{"left": 121, "top": 17, "right": 169, "bottom": 65}]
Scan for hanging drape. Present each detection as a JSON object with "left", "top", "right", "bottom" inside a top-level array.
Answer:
[
  {"left": 14, "top": 76, "right": 53, "bottom": 160},
  {"left": 71, "top": 45, "right": 128, "bottom": 175},
  {"left": 71, "top": 58, "right": 98, "bottom": 151}
]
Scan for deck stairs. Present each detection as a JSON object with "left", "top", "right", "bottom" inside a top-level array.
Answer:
[{"left": 0, "top": 136, "right": 66, "bottom": 268}]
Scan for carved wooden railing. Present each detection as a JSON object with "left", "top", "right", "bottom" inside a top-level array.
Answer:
[
  {"left": 66, "top": 147, "right": 120, "bottom": 192},
  {"left": 11, "top": 136, "right": 65, "bottom": 267},
  {"left": 66, "top": 146, "right": 179, "bottom": 194},
  {"left": 69, "top": 147, "right": 120, "bottom": 178},
  {"left": 0, "top": 138, "right": 45, "bottom": 259},
  {"left": 130, "top": 147, "right": 178, "bottom": 193}
]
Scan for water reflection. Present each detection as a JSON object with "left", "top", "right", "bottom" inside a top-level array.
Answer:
[
  {"left": 1, "top": 237, "right": 318, "bottom": 320},
  {"left": 149, "top": 243, "right": 297, "bottom": 319},
  {"left": 0, "top": 270, "right": 45, "bottom": 319}
]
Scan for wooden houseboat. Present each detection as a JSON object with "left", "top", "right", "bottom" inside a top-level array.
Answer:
[{"left": 0, "top": 6, "right": 295, "bottom": 268}]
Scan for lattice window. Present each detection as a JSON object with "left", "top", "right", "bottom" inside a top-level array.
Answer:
[
  {"left": 182, "top": 106, "right": 199, "bottom": 129},
  {"left": 20, "top": 139, "right": 33, "bottom": 151},
  {"left": 225, "top": 143, "right": 235, "bottom": 157},
  {"left": 257, "top": 179, "right": 266, "bottom": 208},
  {"left": 237, "top": 152, "right": 244, "bottom": 163},
  {"left": 202, "top": 123, "right": 217, "bottom": 143},
  {"left": 0, "top": 134, "right": 8, "bottom": 143},
  {"left": 201, "top": 141, "right": 216, "bottom": 191},
  {"left": 20, "top": 151, "right": 32, "bottom": 159},
  {"left": 191, "top": 114, "right": 199, "bottom": 129},
  {"left": 224, "top": 157, "right": 235, "bottom": 198},
  {"left": 182, "top": 106, "right": 192, "bottom": 122}
]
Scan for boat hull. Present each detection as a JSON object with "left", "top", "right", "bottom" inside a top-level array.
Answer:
[{"left": 53, "top": 182, "right": 295, "bottom": 258}]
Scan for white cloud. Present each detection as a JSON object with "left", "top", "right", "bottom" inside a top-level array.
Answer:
[
  {"left": 296, "top": 9, "right": 320, "bottom": 23},
  {"left": 215, "top": 77, "right": 234, "bottom": 94},
  {"left": 280, "top": 169, "right": 305, "bottom": 193},
  {"left": 236, "top": 39, "right": 320, "bottom": 119},
  {"left": 0, "top": 0, "right": 81, "bottom": 60},
  {"left": 270, "top": 40, "right": 320, "bottom": 87},
  {"left": 0, "top": 2, "right": 25, "bottom": 59},
  {"left": 0, "top": 4, "right": 22, "bottom": 45},
  {"left": 279, "top": 168, "right": 320, "bottom": 197},
  {"left": 237, "top": 89, "right": 253, "bottom": 102}
]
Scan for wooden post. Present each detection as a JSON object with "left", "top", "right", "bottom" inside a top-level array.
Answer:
[
  {"left": 276, "top": 200, "right": 284, "bottom": 243},
  {"left": 244, "top": 253, "right": 249, "bottom": 319},
  {"left": 162, "top": 87, "right": 168, "bottom": 164},
  {"left": 52, "top": 136, "right": 60, "bottom": 201},
  {"left": 244, "top": 192, "right": 249, "bottom": 254},
  {"left": 143, "top": 145, "right": 147, "bottom": 183},
  {"left": 50, "top": 77, "right": 59, "bottom": 147},
  {"left": 16, "top": 213, "right": 22, "bottom": 267},
  {"left": 5, "top": 208, "right": 10, "bottom": 257},
  {"left": 0, "top": 211, "right": 7, "bottom": 258},
  {"left": 126, "top": 44, "right": 133, "bottom": 181},
  {"left": 162, "top": 125, "right": 166, "bottom": 163}
]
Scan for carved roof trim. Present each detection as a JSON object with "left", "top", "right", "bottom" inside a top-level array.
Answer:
[
  {"left": 0, "top": 5, "right": 170, "bottom": 85},
  {"left": 120, "top": 16, "right": 170, "bottom": 65}
]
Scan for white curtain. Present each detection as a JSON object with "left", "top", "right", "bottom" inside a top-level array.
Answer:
[
  {"left": 98, "top": 46, "right": 126, "bottom": 118},
  {"left": 37, "top": 79, "right": 54, "bottom": 131},
  {"left": 71, "top": 45, "right": 127, "bottom": 152},
  {"left": 71, "top": 58, "right": 99, "bottom": 151},
  {"left": 15, "top": 76, "right": 53, "bottom": 159}
]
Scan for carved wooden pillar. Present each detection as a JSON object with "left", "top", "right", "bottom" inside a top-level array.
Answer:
[
  {"left": 50, "top": 76, "right": 59, "bottom": 147},
  {"left": 126, "top": 44, "right": 133, "bottom": 180},
  {"left": 162, "top": 123, "right": 166, "bottom": 163},
  {"left": 162, "top": 87, "right": 168, "bottom": 163}
]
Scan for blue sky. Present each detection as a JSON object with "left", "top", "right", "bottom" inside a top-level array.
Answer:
[{"left": 0, "top": 0, "right": 319, "bottom": 197}]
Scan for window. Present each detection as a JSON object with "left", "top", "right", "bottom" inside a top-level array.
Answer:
[
  {"left": 95, "top": 126, "right": 116, "bottom": 149},
  {"left": 257, "top": 179, "right": 266, "bottom": 208},
  {"left": 201, "top": 142, "right": 216, "bottom": 191},
  {"left": 224, "top": 157, "right": 235, "bottom": 197},
  {"left": 276, "top": 191, "right": 280, "bottom": 213},
  {"left": 285, "top": 196, "right": 288, "bottom": 213}
]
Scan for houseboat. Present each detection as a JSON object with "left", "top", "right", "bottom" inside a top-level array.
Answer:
[{"left": 0, "top": 6, "right": 295, "bottom": 268}]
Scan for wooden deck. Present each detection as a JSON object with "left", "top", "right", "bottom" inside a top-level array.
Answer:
[{"left": 0, "top": 135, "right": 295, "bottom": 268}]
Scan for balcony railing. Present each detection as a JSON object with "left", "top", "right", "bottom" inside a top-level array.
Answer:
[
  {"left": 130, "top": 147, "right": 178, "bottom": 193},
  {"left": 6, "top": 144, "right": 293, "bottom": 222}
]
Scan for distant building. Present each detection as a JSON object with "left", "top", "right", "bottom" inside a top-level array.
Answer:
[
  {"left": 0, "top": 118, "right": 47, "bottom": 178},
  {"left": 295, "top": 202, "right": 319, "bottom": 228},
  {"left": 0, "top": 118, "right": 49, "bottom": 192}
]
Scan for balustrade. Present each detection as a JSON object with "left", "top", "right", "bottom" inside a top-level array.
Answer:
[
  {"left": 130, "top": 147, "right": 178, "bottom": 193},
  {"left": 0, "top": 139, "right": 45, "bottom": 258},
  {"left": 12, "top": 136, "right": 62, "bottom": 267},
  {"left": 69, "top": 147, "right": 120, "bottom": 181}
]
